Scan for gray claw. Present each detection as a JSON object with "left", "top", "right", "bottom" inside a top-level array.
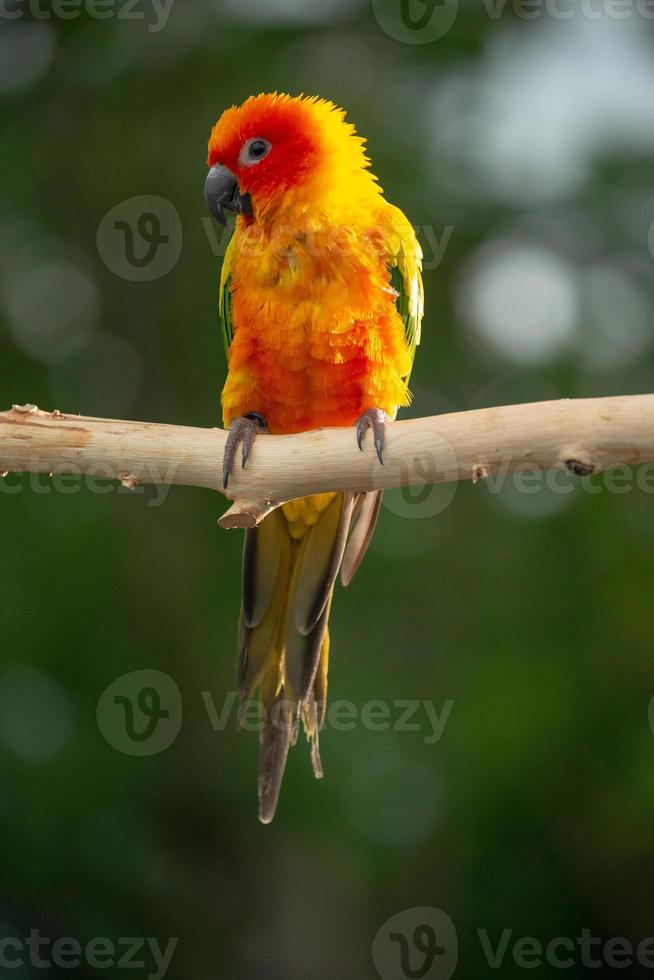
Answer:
[
  {"left": 355, "top": 408, "right": 389, "bottom": 466},
  {"left": 374, "top": 430, "right": 384, "bottom": 465},
  {"left": 223, "top": 413, "right": 267, "bottom": 489}
]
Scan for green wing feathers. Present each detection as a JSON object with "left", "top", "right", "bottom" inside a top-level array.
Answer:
[
  {"left": 386, "top": 208, "right": 424, "bottom": 385},
  {"left": 218, "top": 232, "right": 236, "bottom": 356}
]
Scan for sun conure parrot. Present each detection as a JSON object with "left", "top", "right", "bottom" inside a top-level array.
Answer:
[{"left": 205, "top": 93, "right": 423, "bottom": 823}]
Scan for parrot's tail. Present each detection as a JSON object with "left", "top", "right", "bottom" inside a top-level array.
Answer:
[{"left": 237, "top": 489, "right": 382, "bottom": 823}]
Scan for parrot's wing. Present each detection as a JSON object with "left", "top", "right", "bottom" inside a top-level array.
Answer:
[
  {"left": 342, "top": 213, "right": 424, "bottom": 589},
  {"left": 218, "top": 230, "right": 237, "bottom": 357},
  {"left": 386, "top": 209, "right": 424, "bottom": 385},
  {"left": 340, "top": 490, "right": 383, "bottom": 587}
]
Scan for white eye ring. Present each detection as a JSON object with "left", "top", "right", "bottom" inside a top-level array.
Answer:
[{"left": 239, "top": 137, "right": 272, "bottom": 167}]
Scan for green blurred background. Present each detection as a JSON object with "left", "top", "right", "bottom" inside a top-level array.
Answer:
[{"left": 2, "top": 0, "right": 654, "bottom": 977}]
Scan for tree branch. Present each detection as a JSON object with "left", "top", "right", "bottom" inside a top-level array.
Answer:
[{"left": 1, "top": 395, "right": 653, "bottom": 528}]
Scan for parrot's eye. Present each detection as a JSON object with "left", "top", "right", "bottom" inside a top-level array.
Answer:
[{"left": 240, "top": 138, "right": 272, "bottom": 166}]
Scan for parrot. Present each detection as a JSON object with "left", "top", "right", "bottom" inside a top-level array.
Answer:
[{"left": 204, "top": 93, "right": 423, "bottom": 823}]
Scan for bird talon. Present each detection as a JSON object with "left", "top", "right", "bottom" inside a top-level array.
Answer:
[
  {"left": 355, "top": 408, "right": 389, "bottom": 465},
  {"left": 223, "top": 413, "right": 268, "bottom": 489}
]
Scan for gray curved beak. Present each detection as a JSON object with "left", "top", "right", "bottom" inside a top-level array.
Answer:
[{"left": 204, "top": 164, "right": 253, "bottom": 225}]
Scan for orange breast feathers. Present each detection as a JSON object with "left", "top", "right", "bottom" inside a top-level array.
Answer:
[{"left": 221, "top": 210, "right": 414, "bottom": 435}]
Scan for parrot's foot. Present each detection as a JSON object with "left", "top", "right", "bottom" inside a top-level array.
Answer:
[
  {"left": 223, "top": 413, "right": 268, "bottom": 489},
  {"left": 355, "top": 408, "right": 389, "bottom": 465}
]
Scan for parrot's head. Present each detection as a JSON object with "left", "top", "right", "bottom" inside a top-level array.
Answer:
[{"left": 205, "top": 92, "right": 378, "bottom": 225}]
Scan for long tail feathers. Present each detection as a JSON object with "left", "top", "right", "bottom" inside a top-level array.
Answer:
[
  {"left": 341, "top": 491, "right": 383, "bottom": 587},
  {"left": 237, "top": 491, "right": 367, "bottom": 823}
]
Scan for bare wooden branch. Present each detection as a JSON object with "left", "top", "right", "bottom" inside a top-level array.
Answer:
[{"left": 1, "top": 395, "right": 653, "bottom": 528}]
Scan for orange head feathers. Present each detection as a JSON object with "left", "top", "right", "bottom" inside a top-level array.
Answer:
[{"left": 206, "top": 93, "right": 382, "bottom": 222}]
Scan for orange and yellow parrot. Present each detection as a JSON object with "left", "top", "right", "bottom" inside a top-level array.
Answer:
[{"left": 205, "top": 93, "right": 423, "bottom": 822}]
